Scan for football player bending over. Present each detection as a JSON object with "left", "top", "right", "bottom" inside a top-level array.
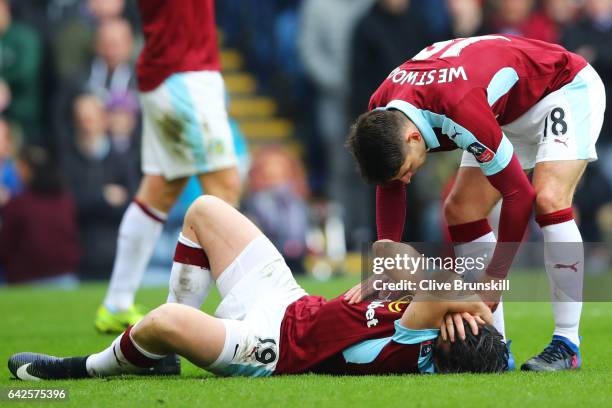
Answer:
[{"left": 9, "top": 196, "right": 507, "bottom": 380}]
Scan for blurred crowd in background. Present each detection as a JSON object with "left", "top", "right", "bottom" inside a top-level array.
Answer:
[{"left": 0, "top": 0, "right": 611, "bottom": 285}]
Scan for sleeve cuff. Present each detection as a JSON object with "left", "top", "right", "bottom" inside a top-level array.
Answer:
[{"left": 479, "top": 135, "right": 514, "bottom": 176}]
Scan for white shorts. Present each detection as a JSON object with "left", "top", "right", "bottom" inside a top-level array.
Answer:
[
  {"left": 206, "top": 235, "right": 307, "bottom": 377},
  {"left": 140, "top": 71, "right": 238, "bottom": 180},
  {"left": 461, "top": 64, "right": 606, "bottom": 170}
]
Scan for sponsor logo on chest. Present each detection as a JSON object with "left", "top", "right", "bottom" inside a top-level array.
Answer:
[
  {"left": 365, "top": 299, "right": 410, "bottom": 328},
  {"left": 365, "top": 300, "right": 384, "bottom": 328}
]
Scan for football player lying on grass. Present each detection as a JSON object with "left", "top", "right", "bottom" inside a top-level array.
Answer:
[{"left": 8, "top": 196, "right": 507, "bottom": 380}]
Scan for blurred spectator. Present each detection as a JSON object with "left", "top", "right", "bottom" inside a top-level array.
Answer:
[
  {"left": 52, "top": 0, "right": 126, "bottom": 80},
  {"left": 413, "top": 0, "right": 452, "bottom": 40},
  {"left": 243, "top": 146, "right": 309, "bottom": 273},
  {"left": 446, "top": 0, "right": 490, "bottom": 37},
  {"left": 488, "top": 0, "right": 561, "bottom": 43},
  {"left": 299, "top": 0, "right": 374, "bottom": 243},
  {"left": 0, "top": 146, "right": 80, "bottom": 286},
  {"left": 350, "top": 0, "right": 432, "bottom": 119},
  {"left": 0, "top": 117, "right": 21, "bottom": 209},
  {"left": 106, "top": 90, "right": 140, "bottom": 171},
  {"left": 220, "top": 0, "right": 282, "bottom": 91},
  {"left": 0, "top": 0, "right": 42, "bottom": 144},
  {"left": 542, "top": 0, "right": 581, "bottom": 35},
  {"left": 54, "top": 17, "right": 136, "bottom": 149},
  {"left": 62, "top": 94, "right": 138, "bottom": 280},
  {"left": 86, "top": 18, "right": 135, "bottom": 100}
]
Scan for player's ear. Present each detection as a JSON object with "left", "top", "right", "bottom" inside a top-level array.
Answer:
[{"left": 405, "top": 131, "right": 422, "bottom": 144}]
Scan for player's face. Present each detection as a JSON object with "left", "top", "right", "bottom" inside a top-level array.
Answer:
[{"left": 392, "top": 130, "right": 427, "bottom": 184}]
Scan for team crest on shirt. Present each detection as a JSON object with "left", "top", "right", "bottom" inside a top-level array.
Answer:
[
  {"left": 420, "top": 340, "right": 434, "bottom": 357},
  {"left": 467, "top": 142, "right": 494, "bottom": 163}
]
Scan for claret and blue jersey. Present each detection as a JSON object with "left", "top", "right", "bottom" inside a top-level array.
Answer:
[
  {"left": 323, "top": 320, "right": 439, "bottom": 375},
  {"left": 275, "top": 296, "right": 439, "bottom": 375},
  {"left": 369, "top": 34, "right": 587, "bottom": 176}
]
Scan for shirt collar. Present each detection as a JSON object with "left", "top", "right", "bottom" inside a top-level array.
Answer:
[{"left": 383, "top": 100, "right": 440, "bottom": 150}]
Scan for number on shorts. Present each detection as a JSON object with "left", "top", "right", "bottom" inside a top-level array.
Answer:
[
  {"left": 254, "top": 338, "right": 277, "bottom": 364},
  {"left": 550, "top": 107, "right": 568, "bottom": 136}
]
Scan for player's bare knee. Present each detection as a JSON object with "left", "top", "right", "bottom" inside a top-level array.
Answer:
[
  {"left": 188, "top": 195, "right": 223, "bottom": 222},
  {"left": 135, "top": 304, "right": 182, "bottom": 344},
  {"left": 444, "top": 195, "right": 468, "bottom": 225},
  {"left": 535, "top": 188, "right": 570, "bottom": 215}
]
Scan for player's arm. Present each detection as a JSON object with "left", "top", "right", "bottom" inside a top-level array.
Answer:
[
  {"left": 450, "top": 90, "right": 536, "bottom": 279},
  {"left": 399, "top": 293, "right": 492, "bottom": 333},
  {"left": 371, "top": 242, "right": 493, "bottom": 337},
  {"left": 376, "top": 181, "right": 406, "bottom": 241},
  {"left": 368, "top": 92, "right": 408, "bottom": 243}
]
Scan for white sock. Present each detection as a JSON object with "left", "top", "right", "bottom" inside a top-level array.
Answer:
[
  {"left": 541, "top": 219, "right": 583, "bottom": 346},
  {"left": 104, "top": 201, "right": 166, "bottom": 311},
  {"left": 167, "top": 233, "right": 213, "bottom": 308},
  {"left": 492, "top": 299, "right": 506, "bottom": 341},
  {"left": 85, "top": 329, "right": 164, "bottom": 377}
]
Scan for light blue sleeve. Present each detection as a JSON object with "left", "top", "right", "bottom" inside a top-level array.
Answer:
[
  {"left": 384, "top": 99, "right": 514, "bottom": 177},
  {"left": 342, "top": 321, "right": 440, "bottom": 367},
  {"left": 439, "top": 117, "right": 514, "bottom": 176},
  {"left": 393, "top": 321, "right": 439, "bottom": 373},
  {"left": 342, "top": 336, "right": 393, "bottom": 364},
  {"left": 477, "top": 134, "right": 514, "bottom": 176}
]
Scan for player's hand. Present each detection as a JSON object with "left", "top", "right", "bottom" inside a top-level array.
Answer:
[
  {"left": 344, "top": 282, "right": 366, "bottom": 304},
  {"left": 344, "top": 273, "right": 395, "bottom": 304},
  {"left": 343, "top": 274, "right": 382, "bottom": 304},
  {"left": 440, "top": 312, "right": 486, "bottom": 342}
]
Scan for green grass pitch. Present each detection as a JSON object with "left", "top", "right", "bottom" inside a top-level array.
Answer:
[{"left": 1, "top": 275, "right": 611, "bottom": 408}]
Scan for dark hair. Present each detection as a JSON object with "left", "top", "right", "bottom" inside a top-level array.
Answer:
[
  {"left": 18, "top": 146, "right": 65, "bottom": 195},
  {"left": 346, "top": 109, "right": 408, "bottom": 184},
  {"left": 434, "top": 321, "right": 508, "bottom": 373}
]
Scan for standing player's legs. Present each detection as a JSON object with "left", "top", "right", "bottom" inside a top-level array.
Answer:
[
  {"left": 517, "top": 63, "right": 605, "bottom": 371},
  {"left": 532, "top": 160, "right": 586, "bottom": 348},
  {"left": 520, "top": 163, "right": 587, "bottom": 372},
  {"left": 197, "top": 167, "right": 241, "bottom": 207}
]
